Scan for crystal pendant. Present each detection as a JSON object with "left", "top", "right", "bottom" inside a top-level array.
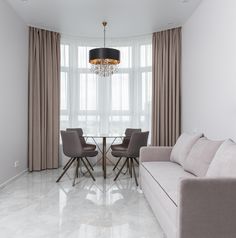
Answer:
[{"left": 90, "top": 63, "right": 118, "bottom": 77}]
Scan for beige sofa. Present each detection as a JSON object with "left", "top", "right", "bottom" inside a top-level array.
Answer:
[{"left": 140, "top": 133, "right": 236, "bottom": 238}]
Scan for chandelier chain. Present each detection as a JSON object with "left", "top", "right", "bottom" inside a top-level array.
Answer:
[{"left": 103, "top": 22, "right": 106, "bottom": 48}]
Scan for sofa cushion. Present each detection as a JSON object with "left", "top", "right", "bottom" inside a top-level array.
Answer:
[
  {"left": 183, "top": 137, "right": 222, "bottom": 177},
  {"left": 206, "top": 139, "right": 236, "bottom": 177},
  {"left": 170, "top": 133, "right": 203, "bottom": 166},
  {"left": 142, "top": 161, "right": 195, "bottom": 205}
]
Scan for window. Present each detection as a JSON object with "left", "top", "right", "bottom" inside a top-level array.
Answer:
[
  {"left": 79, "top": 74, "right": 98, "bottom": 111},
  {"left": 60, "top": 72, "right": 68, "bottom": 110},
  {"left": 111, "top": 73, "right": 129, "bottom": 111},
  {"left": 60, "top": 36, "right": 152, "bottom": 136}
]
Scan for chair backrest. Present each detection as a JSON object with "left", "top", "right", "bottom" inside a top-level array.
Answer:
[
  {"left": 127, "top": 131, "right": 149, "bottom": 157},
  {"left": 123, "top": 128, "right": 142, "bottom": 146},
  {"left": 61, "top": 130, "right": 83, "bottom": 157},
  {"left": 67, "top": 128, "right": 83, "bottom": 136},
  {"left": 66, "top": 128, "right": 86, "bottom": 146}
]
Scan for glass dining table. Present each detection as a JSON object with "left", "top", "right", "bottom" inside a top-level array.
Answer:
[{"left": 84, "top": 134, "right": 124, "bottom": 179}]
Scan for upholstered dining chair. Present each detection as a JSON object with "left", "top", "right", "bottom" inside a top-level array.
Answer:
[
  {"left": 67, "top": 128, "right": 96, "bottom": 151},
  {"left": 112, "top": 131, "right": 149, "bottom": 186},
  {"left": 111, "top": 128, "right": 141, "bottom": 171},
  {"left": 57, "top": 130, "right": 98, "bottom": 186},
  {"left": 65, "top": 128, "right": 96, "bottom": 171}
]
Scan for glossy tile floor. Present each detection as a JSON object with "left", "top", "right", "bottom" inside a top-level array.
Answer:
[{"left": 0, "top": 166, "right": 165, "bottom": 238}]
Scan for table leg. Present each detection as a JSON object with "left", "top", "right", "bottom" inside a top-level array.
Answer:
[{"left": 103, "top": 137, "right": 106, "bottom": 179}]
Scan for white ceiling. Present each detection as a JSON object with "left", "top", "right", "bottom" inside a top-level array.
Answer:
[{"left": 6, "top": 0, "right": 201, "bottom": 38}]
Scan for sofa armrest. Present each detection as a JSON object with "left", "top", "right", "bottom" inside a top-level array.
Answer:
[
  {"left": 140, "top": 146, "right": 172, "bottom": 163},
  {"left": 178, "top": 178, "right": 236, "bottom": 238}
]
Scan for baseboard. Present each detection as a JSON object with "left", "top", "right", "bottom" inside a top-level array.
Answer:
[{"left": 0, "top": 169, "right": 28, "bottom": 189}]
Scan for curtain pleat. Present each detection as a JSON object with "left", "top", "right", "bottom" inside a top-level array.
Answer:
[
  {"left": 151, "top": 27, "right": 181, "bottom": 146},
  {"left": 28, "top": 27, "right": 61, "bottom": 171}
]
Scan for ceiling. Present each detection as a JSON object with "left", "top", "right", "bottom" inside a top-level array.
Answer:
[{"left": 6, "top": 0, "right": 201, "bottom": 38}]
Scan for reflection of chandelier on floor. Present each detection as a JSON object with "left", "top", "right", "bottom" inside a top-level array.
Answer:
[{"left": 89, "top": 22, "right": 120, "bottom": 77}]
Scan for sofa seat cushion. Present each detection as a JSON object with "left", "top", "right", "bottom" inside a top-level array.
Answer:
[
  {"left": 142, "top": 161, "right": 195, "bottom": 205},
  {"left": 170, "top": 133, "right": 203, "bottom": 166},
  {"left": 184, "top": 137, "right": 222, "bottom": 177},
  {"left": 207, "top": 139, "right": 236, "bottom": 177}
]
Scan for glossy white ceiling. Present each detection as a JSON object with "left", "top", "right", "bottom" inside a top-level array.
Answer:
[{"left": 6, "top": 0, "right": 201, "bottom": 38}]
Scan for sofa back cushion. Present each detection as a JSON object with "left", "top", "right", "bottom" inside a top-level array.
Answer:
[
  {"left": 170, "top": 133, "right": 203, "bottom": 166},
  {"left": 183, "top": 137, "right": 222, "bottom": 176},
  {"left": 206, "top": 139, "right": 236, "bottom": 177}
]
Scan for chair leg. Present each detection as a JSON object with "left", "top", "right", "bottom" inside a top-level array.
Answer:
[
  {"left": 132, "top": 158, "right": 138, "bottom": 186},
  {"left": 134, "top": 158, "right": 139, "bottom": 165},
  {"left": 129, "top": 157, "right": 132, "bottom": 178},
  {"left": 81, "top": 158, "right": 96, "bottom": 181},
  {"left": 63, "top": 158, "right": 73, "bottom": 170},
  {"left": 85, "top": 157, "right": 94, "bottom": 171},
  {"left": 113, "top": 157, "right": 122, "bottom": 171},
  {"left": 73, "top": 158, "right": 80, "bottom": 186},
  {"left": 114, "top": 158, "right": 128, "bottom": 181},
  {"left": 56, "top": 158, "right": 75, "bottom": 183},
  {"left": 76, "top": 159, "right": 80, "bottom": 178}
]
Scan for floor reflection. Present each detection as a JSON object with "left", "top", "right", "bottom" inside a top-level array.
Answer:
[{"left": 0, "top": 166, "right": 164, "bottom": 238}]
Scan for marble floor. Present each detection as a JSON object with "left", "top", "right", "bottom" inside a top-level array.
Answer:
[{"left": 0, "top": 165, "right": 164, "bottom": 238}]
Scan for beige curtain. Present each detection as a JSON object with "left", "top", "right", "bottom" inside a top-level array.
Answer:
[
  {"left": 151, "top": 27, "right": 181, "bottom": 146},
  {"left": 28, "top": 27, "right": 61, "bottom": 171}
]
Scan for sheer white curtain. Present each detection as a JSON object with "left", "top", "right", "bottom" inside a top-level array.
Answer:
[{"left": 60, "top": 35, "right": 152, "bottom": 135}]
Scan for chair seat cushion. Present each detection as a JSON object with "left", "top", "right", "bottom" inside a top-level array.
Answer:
[
  {"left": 111, "top": 150, "right": 127, "bottom": 157},
  {"left": 111, "top": 144, "right": 128, "bottom": 151},
  {"left": 142, "top": 161, "right": 195, "bottom": 205},
  {"left": 83, "top": 144, "right": 96, "bottom": 151},
  {"left": 82, "top": 150, "right": 98, "bottom": 157}
]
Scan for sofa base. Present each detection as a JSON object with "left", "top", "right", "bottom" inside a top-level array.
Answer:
[{"left": 140, "top": 165, "right": 177, "bottom": 238}]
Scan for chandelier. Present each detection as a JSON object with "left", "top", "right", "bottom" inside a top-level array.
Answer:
[{"left": 89, "top": 22, "right": 120, "bottom": 77}]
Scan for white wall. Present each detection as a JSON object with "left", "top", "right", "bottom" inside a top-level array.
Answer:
[
  {"left": 182, "top": 0, "right": 236, "bottom": 141},
  {"left": 0, "top": 1, "right": 28, "bottom": 185}
]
